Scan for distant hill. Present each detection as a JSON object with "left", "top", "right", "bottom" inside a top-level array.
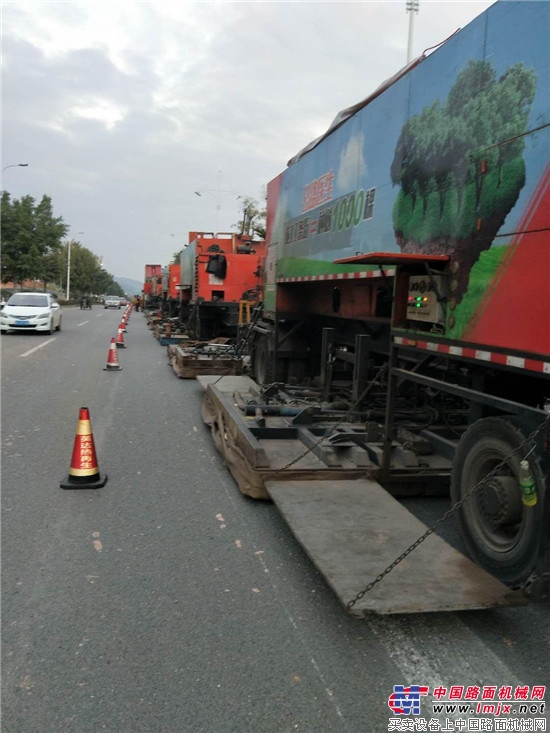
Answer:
[{"left": 114, "top": 276, "right": 143, "bottom": 298}]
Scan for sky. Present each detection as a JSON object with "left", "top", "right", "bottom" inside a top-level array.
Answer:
[{"left": 2, "top": 0, "right": 495, "bottom": 284}]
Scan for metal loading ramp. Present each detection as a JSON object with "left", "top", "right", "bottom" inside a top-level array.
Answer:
[{"left": 266, "top": 479, "right": 526, "bottom": 616}]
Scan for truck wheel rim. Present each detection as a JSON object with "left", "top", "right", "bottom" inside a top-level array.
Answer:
[{"left": 465, "top": 448, "right": 525, "bottom": 553}]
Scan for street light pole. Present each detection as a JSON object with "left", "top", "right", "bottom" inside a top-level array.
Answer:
[
  {"left": 406, "top": 0, "right": 420, "bottom": 64},
  {"left": 66, "top": 232, "right": 83, "bottom": 300},
  {"left": 2, "top": 163, "right": 29, "bottom": 174},
  {"left": 66, "top": 242, "right": 72, "bottom": 300}
]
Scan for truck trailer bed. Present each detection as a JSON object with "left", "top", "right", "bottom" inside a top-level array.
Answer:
[{"left": 199, "top": 376, "right": 526, "bottom": 615}]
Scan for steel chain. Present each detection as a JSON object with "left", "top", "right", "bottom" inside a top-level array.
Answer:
[{"left": 347, "top": 415, "right": 550, "bottom": 610}]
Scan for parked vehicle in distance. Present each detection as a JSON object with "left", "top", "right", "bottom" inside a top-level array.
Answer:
[
  {"left": 0, "top": 292, "right": 62, "bottom": 334},
  {"left": 104, "top": 296, "right": 122, "bottom": 309},
  {"left": 119, "top": 297, "right": 128, "bottom": 307}
]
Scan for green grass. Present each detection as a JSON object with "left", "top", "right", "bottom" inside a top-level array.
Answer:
[
  {"left": 447, "top": 245, "right": 508, "bottom": 339},
  {"left": 277, "top": 257, "right": 380, "bottom": 278}
]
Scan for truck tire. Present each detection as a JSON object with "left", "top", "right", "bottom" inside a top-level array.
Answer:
[{"left": 450, "top": 417, "right": 546, "bottom": 587}]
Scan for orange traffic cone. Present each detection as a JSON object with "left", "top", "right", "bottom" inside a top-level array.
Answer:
[
  {"left": 60, "top": 407, "right": 107, "bottom": 489},
  {"left": 120, "top": 319, "right": 127, "bottom": 333},
  {"left": 116, "top": 325, "right": 126, "bottom": 348},
  {"left": 103, "top": 337, "right": 122, "bottom": 370}
]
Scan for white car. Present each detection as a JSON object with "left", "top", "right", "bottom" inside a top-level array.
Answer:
[
  {"left": 0, "top": 292, "right": 62, "bottom": 334},
  {"left": 104, "top": 296, "right": 122, "bottom": 309}
]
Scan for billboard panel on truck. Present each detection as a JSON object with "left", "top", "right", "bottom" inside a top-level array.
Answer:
[{"left": 268, "top": 0, "right": 550, "bottom": 357}]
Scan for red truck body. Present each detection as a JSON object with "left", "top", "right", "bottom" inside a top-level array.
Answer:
[
  {"left": 177, "top": 232, "right": 265, "bottom": 337},
  {"left": 181, "top": 232, "right": 265, "bottom": 305},
  {"left": 143, "top": 264, "right": 163, "bottom": 299},
  {"left": 162, "top": 264, "right": 181, "bottom": 300},
  {"left": 249, "top": 0, "right": 550, "bottom": 589}
]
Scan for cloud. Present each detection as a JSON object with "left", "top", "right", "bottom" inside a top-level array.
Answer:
[
  {"left": 2, "top": 0, "right": 495, "bottom": 281},
  {"left": 336, "top": 132, "right": 367, "bottom": 194}
]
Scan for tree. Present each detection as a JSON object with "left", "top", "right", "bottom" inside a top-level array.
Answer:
[
  {"left": 68, "top": 242, "right": 101, "bottom": 294},
  {"left": 234, "top": 193, "right": 266, "bottom": 239},
  {"left": 392, "top": 59, "right": 536, "bottom": 237},
  {"left": 1, "top": 192, "right": 68, "bottom": 289},
  {"left": 57, "top": 240, "right": 116, "bottom": 296},
  {"left": 391, "top": 118, "right": 423, "bottom": 212},
  {"left": 446, "top": 59, "right": 496, "bottom": 117},
  {"left": 490, "top": 64, "right": 536, "bottom": 184},
  {"left": 90, "top": 268, "right": 115, "bottom": 296},
  {"left": 1, "top": 190, "right": 121, "bottom": 299}
]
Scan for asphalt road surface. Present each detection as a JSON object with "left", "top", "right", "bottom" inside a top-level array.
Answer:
[{"left": 2, "top": 306, "right": 549, "bottom": 732}]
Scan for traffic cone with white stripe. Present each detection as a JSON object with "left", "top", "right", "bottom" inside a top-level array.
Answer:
[
  {"left": 103, "top": 337, "right": 122, "bottom": 370},
  {"left": 116, "top": 324, "right": 126, "bottom": 348},
  {"left": 60, "top": 407, "right": 107, "bottom": 489}
]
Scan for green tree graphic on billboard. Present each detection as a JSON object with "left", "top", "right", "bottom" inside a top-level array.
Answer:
[{"left": 391, "top": 60, "right": 536, "bottom": 298}]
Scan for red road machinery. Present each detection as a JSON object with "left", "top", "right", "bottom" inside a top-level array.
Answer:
[
  {"left": 143, "top": 264, "right": 163, "bottom": 310},
  {"left": 202, "top": 1, "right": 550, "bottom": 614},
  {"left": 178, "top": 231, "right": 265, "bottom": 338}
]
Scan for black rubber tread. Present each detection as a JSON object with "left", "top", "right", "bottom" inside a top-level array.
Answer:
[{"left": 450, "top": 417, "right": 546, "bottom": 587}]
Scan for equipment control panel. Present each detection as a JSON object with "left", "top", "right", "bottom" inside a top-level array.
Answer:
[{"left": 407, "top": 275, "right": 444, "bottom": 323}]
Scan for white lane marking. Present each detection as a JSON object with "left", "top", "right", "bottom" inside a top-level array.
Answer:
[
  {"left": 78, "top": 321, "right": 89, "bottom": 327},
  {"left": 366, "top": 614, "right": 522, "bottom": 723},
  {"left": 19, "top": 338, "right": 56, "bottom": 358},
  {"left": 208, "top": 435, "right": 523, "bottom": 726},
  {"left": 209, "top": 460, "right": 349, "bottom": 728}
]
